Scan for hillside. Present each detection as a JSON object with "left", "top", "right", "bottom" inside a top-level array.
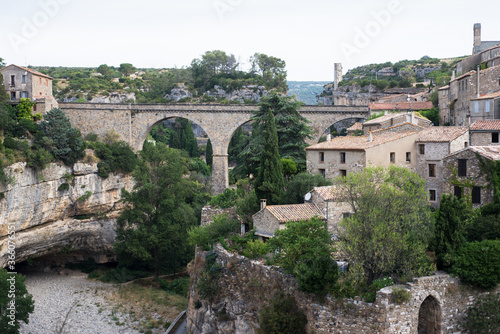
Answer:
[{"left": 287, "top": 81, "right": 329, "bottom": 105}]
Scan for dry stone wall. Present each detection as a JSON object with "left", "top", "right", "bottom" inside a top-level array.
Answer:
[{"left": 187, "top": 245, "right": 499, "bottom": 334}]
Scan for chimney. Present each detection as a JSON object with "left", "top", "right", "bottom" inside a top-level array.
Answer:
[
  {"left": 474, "top": 23, "right": 481, "bottom": 50},
  {"left": 411, "top": 111, "right": 415, "bottom": 124},
  {"left": 368, "top": 132, "right": 373, "bottom": 142},
  {"left": 326, "top": 133, "right": 332, "bottom": 142},
  {"left": 476, "top": 65, "right": 480, "bottom": 98},
  {"left": 260, "top": 199, "right": 267, "bottom": 210}
]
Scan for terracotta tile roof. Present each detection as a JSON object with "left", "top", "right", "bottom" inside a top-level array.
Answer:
[
  {"left": 452, "top": 70, "right": 475, "bottom": 82},
  {"left": 312, "top": 186, "right": 349, "bottom": 201},
  {"left": 469, "top": 146, "right": 500, "bottom": 160},
  {"left": 265, "top": 203, "right": 325, "bottom": 222},
  {"left": 369, "top": 102, "right": 433, "bottom": 111},
  {"left": 1, "top": 64, "right": 53, "bottom": 79},
  {"left": 306, "top": 124, "right": 420, "bottom": 151},
  {"left": 470, "top": 120, "right": 500, "bottom": 130},
  {"left": 471, "top": 90, "right": 500, "bottom": 100},
  {"left": 347, "top": 122, "right": 363, "bottom": 132},
  {"left": 364, "top": 112, "right": 407, "bottom": 125},
  {"left": 416, "top": 126, "right": 468, "bottom": 142},
  {"left": 438, "top": 85, "right": 450, "bottom": 90}
]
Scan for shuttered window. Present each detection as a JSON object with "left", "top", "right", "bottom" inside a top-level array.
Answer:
[{"left": 458, "top": 159, "right": 467, "bottom": 177}]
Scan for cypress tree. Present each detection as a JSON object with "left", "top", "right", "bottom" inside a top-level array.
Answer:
[
  {"left": 254, "top": 109, "right": 285, "bottom": 205},
  {"left": 0, "top": 73, "right": 9, "bottom": 102},
  {"left": 206, "top": 139, "right": 213, "bottom": 167},
  {"left": 184, "top": 120, "right": 200, "bottom": 157}
]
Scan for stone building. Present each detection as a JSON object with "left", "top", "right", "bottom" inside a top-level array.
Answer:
[
  {"left": 1, "top": 64, "right": 58, "bottom": 112},
  {"left": 363, "top": 110, "right": 432, "bottom": 132},
  {"left": 306, "top": 123, "right": 423, "bottom": 180},
  {"left": 438, "top": 65, "right": 500, "bottom": 125},
  {"left": 442, "top": 146, "right": 500, "bottom": 208},
  {"left": 469, "top": 119, "right": 500, "bottom": 146},
  {"left": 252, "top": 202, "right": 325, "bottom": 239},
  {"left": 346, "top": 122, "right": 363, "bottom": 135},
  {"left": 415, "top": 126, "right": 469, "bottom": 207},
  {"left": 306, "top": 186, "right": 352, "bottom": 236},
  {"left": 469, "top": 90, "right": 500, "bottom": 119}
]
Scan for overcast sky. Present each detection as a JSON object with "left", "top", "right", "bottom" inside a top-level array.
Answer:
[{"left": 1, "top": 0, "right": 499, "bottom": 81}]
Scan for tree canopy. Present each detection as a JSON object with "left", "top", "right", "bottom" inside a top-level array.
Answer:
[
  {"left": 338, "top": 166, "right": 433, "bottom": 284},
  {"left": 0, "top": 269, "right": 34, "bottom": 334}
]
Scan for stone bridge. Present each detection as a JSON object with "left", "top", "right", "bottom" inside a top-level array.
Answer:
[{"left": 60, "top": 103, "right": 369, "bottom": 194}]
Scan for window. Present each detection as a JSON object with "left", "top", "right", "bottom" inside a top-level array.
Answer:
[
  {"left": 390, "top": 152, "right": 395, "bottom": 163},
  {"left": 419, "top": 144, "right": 425, "bottom": 155},
  {"left": 319, "top": 152, "right": 325, "bottom": 163},
  {"left": 340, "top": 152, "right": 346, "bottom": 163},
  {"left": 406, "top": 152, "right": 411, "bottom": 163},
  {"left": 474, "top": 101, "right": 479, "bottom": 113},
  {"left": 486, "top": 101, "right": 491, "bottom": 113},
  {"left": 472, "top": 186, "right": 481, "bottom": 204},
  {"left": 10, "top": 92, "right": 16, "bottom": 100},
  {"left": 454, "top": 186, "right": 462, "bottom": 199},
  {"left": 429, "top": 190, "right": 436, "bottom": 202},
  {"left": 39, "top": 78, "right": 42, "bottom": 84},
  {"left": 10, "top": 75, "right": 15, "bottom": 86},
  {"left": 428, "top": 164, "right": 436, "bottom": 177},
  {"left": 21, "top": 91, "right": 28, "bottom": 98},
  {"left": 22, "top": 75, "right": 26, "bottom": 83},
  {"left": 342, "top": 212, "right": 352, "bottom": 219},
  {"left": 493, "top": 133, "right": 499, "bottom": 143},
  {"left": 464, "top": 142, "right": 469, "bottom": 148},
  {"left": 319, "top": 169, "right": 325, "bottom": 178},
  {"left": 458, "top": 159, "right": 467, "bottom": 176},
  {"left": 340, "top": 169, "right": 347, "bottom": 177}
]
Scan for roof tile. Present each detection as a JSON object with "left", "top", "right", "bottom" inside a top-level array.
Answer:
[
  {"left": 470, "top": 120, "right": 500, "bottom": 130},
  {"left": 417, "top": 126, "right": 468, "bottom": 142},
  {"left": 265, "top": 203, "right": 324, "bottom": 222}
]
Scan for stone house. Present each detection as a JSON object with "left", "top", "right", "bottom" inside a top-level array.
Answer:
[
  {"left": 415, "top": 126, "right": 469, "bottom": 207},
  {"left": 456, "top": 23, "right": 500, "bottom": 75},
  {"left": 442, "top": 146, "right": 500, "bottom": 208},
  {"left": 362, "top": 111, "right": 432, "bottom": 132},
  {"left": 438, "top": 65, "right": 500, "bottom": 126},
  {"left": 306, "top": 123, "right": 423, "bottom": 180},
  {"left": 252, "top": 201, "right": 325, "bottom": 240},
  {"left": 306, "top": 185, "right": 352, "bottom": 236},
  {"left": 469, "top": 91, "right": 500, "bottom": 120},
  {"left": 469, "top": 119, "right": 500, "bottom": 146},
  {"left": 1, "top": 64, "right": 58, "bottom": 113},
  {"left": 346, "top": 122, "right": 363, "bottom": 135}
]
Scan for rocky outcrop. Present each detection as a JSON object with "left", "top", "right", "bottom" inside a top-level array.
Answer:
[
  {"left": 205, "top": 85, "right": 268, "bottom": 103},
  {"left": 0, "top": 162, "right": 134, "bottom": 267}
]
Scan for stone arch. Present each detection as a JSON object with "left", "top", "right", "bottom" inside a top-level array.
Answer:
[
  {"left": 417, "top": 295, "right": 442, "bottom": 334},
  {"left": 315, "top": 116, "right": 367, "bottom": 143}
]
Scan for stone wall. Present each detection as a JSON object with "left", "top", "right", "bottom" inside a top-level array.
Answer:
[
  {"left": 0, "top": 162, "right": 134, "bottom": 267},
  {"left": 200, "top": 205, "right": 236, "bottom": 226},
  {"left": 471, "top": 131, "right": 500, "bottom": 146},
  {"left": 187, "top": 245, "right": 500, "bottom": 334}
]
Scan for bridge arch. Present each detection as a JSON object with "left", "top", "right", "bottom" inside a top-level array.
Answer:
[
  {"left": 60, "top": 103, "right": 369, "bottom": 194},
  {"left": 315, "top": 116, "right": 367, "bottom": 143}
]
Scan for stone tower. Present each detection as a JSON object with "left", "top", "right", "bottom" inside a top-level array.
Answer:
[
  {"left": 473, "top": 23, "right": 481, "bottom": 53},
  {"left": 334, "top": 63, "right": 342, "bottom": 91}
]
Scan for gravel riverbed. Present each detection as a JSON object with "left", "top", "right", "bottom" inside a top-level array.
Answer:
[{"left": 20, "top": 270, "right": 142, "bottom": 334}]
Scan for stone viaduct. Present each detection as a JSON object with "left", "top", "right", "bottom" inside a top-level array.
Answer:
[{"left": 59, "top": 103, "right": 369, "bottom": 194}]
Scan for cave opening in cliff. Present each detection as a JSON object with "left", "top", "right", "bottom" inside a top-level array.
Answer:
[{"left": 417, "top": 295, "right": 441, "bottom": 334}]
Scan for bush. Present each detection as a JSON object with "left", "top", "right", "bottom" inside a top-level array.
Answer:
[
  {"left": 242, "top": 240, "right": 269, "bottom": 259},
  {"left": 0, "top": 269, "right": 34, "bottom": 333},
  {"left": 391, "top": 286, "right": 411, "bottom": 304},
  {"left": 188, "top": 215, "right": 240, "bottom": 250},
  {"left": 209, "top": 188, "right": 238, "bottom": 208},
  {"left": 58, "top": 182, "right": 70, "bottom": 191},
  {"left": 258, "top": 292, "right": 307, "bottom": 334},
  {"left": 461, "top": 293, "right": 500, "bottom": 333},
  {"left": 159, "top": 277, "right": 189, "bottom": 296},
  {"left": 452, "top": 240, "right": 500, "bottom": 289},
  {"left": 282, "top": 172, "right": 332, "bottom": 204},
  {"left": 92, "top": 140, "right": 137, "bottom": 178},
  {"left": 466, "top": 214, "right": 500, "bottom": 242},
  {"left": 362, "top": 277, "right": 394, "bottom": 303}
]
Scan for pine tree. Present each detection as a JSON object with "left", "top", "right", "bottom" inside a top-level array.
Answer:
[
  {"left": 433, "top": 194, "right": 470, "bottom": 270},
  {"left": 254, "top": 109, "right": 285, "bottom": 205},
  {"left": 206, "top": 139, "right": 213, "bottom": 167}
]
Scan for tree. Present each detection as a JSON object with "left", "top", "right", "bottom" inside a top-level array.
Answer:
[
  {"left": 253, "top": 109, "right": 285, "bottom": 205},
  {"left": 433, "top": 194, "right": 470, "bottom": 270},
  {"left": 37, "top": 108, "right": 85, "bottom": 165},
  {"left": 269, "top": 217, "right": 338, "bottom": 294},
  {"left": 258, "top": 292, "right": 307, "bottom": 334},
  {"left": 114, "top": 142, "right": 204, "bottom": 277},
  {"left": 236, "top": 93, "right": 312, "bottom": 177},
  {"left": 250, "top": 53, "right": 287, "bottom": 92},
  {"left": 206, "top": 139, "right": 213, "bottom": 167},
  {"left": 119, "top": 63, "right": 137, "bottom": 77},
  {"left": 97, "top": 64, "right": 114, "bottom": 78},
  {"left": 0, "top": 269, "right": 34, "bottom": 334},
  {"left": 183, "top": 120, "right": 199, "bottom": 158},
  {"left": 461, "top": 293, "right": 500, "bottom": 333},
  {"left": 0, "top": 61, "right": 9, "bottom": 102},
  {"left": 15, "top": 98, "right": 35, "bottom": 120},
  {"left": 338, "top": 166, "right": 433, "bottom": 284},
  {"left": 282, "top": 172, "right": 333, "bottom": 204}
]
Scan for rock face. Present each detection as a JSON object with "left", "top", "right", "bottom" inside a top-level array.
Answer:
[{"left": 0, "top": 162, "right": 134, "bottom": 267}]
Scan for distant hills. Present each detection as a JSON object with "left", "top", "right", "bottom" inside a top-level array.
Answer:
[{"left": 287, "top": 81, "right": 330, "bottom": 105}]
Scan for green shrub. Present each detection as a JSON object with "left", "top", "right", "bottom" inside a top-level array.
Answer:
[
  {"left": 242, "top": 240, "right": 269, "bottom": 259},
  {"left": 78, "top": 191, "right": 92, "bottom": 202},
  {"left": 92, "top": 140, "right": 137, "bottom": 178},
  {"left": 452, "top": 240, "right": 500, "bottom": 289},
  {"left": 58, "top": 182, "right": 70, "bottom": 191},
  {"left": 84, "top": 133, "right": 99, "bottom": 142},
  {"left": 362, "top": 277, "right": 394, "bottom": 303},
  {"left": 159, "top": 277, "right": 189, "bottom": 296},
  {"left": 0, "top": 269, "right": 34, "bottom": 333},
  {"left": 391, "top": 286, "right": 411, "bottom": 304},
  {"left": 209, "top": 188, "right": 238, "bottom": 208},
  {"left": 187, "top": 214, "right": 240, "bottom": 250},
  {"left": 461, "top": 293, "right": 500, "bottom": 333},
  {"left": 258, "top": 292, "right": 307, "bottom": 334}
]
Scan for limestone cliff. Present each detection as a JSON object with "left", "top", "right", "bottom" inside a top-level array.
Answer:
[{"left": 0, "top": 162, "right": 134, "bottom": 267}]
